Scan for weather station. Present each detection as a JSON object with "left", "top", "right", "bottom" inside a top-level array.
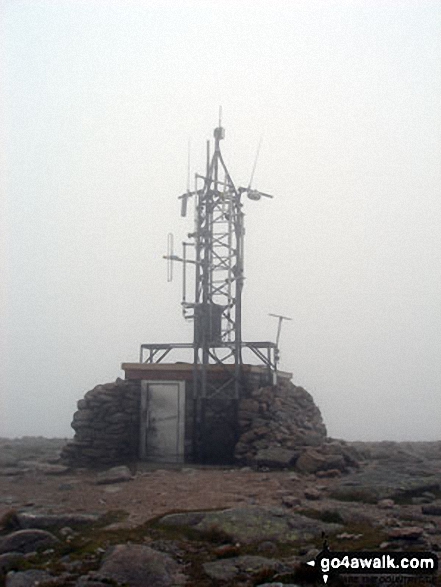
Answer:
[{"left": 122, "top": 113, "right": 293, "bottom": 463}]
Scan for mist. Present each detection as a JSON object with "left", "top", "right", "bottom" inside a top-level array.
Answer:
[{"left": 1, "top": 0, "right": 440, "bottom": 441}]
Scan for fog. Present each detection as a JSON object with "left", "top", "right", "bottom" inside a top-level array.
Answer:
[{"left": 1, "top": 0, "right": 440, "bottom": 441}]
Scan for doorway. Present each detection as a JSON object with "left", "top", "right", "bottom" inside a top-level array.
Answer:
[{"left": 139, "top": 380, "right": 185, "bottom": 463}]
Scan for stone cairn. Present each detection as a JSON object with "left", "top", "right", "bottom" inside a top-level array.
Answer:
[
  {"left": 235, "top": 379, "right": 360, "bottom": 472},
  {"left": 235, "top": 379, "right": 325, "bottom": 465},
  {"left": 62, "top": 376, "right": 360, "bottom": 471},
  {"left": 61, "top": 379, "right": 140, "bottom": 466}
]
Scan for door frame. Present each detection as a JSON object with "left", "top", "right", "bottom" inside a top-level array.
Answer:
[{"left": 139, "top": 380, "right": 185, "bottom": 462}]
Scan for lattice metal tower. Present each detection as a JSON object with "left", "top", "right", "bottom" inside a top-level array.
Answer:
[
  {"left": 189, "top": 123, "right": 245, "bottom": 397},
  {"left": 141, "top": 117, "right": 276, "bottom": 461}
]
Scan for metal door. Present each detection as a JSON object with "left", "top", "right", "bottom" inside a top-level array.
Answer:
[{"left": 139, "top": 381, "right": 185, "bottom": 462}]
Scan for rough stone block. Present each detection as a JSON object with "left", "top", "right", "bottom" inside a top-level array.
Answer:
[{"left": 255, "top": 447, "right": 298, "bottom": 468}]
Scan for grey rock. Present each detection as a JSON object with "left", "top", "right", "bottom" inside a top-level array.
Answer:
[
  {"left": 255, "top": 447, "right": 298, "bottom": 468},
  {"left": 105, "top": 412, "right": 130, "bottom": 424},
  {"left": 0, "top": 455, "right": 19, "bottom": 468},
  {"left": 149, "top": 540, "right": 185, "bottom": 558},
  {"left": 160, "top": 506, "right": 341, "bottom": 544},
  {"left": 377, "top": 499, "right": 395, "bottom": 509},
  {"left": 0, "top": 496, "right": 17, "bottom": 505},
  {"left": 75, "top": 579, "right": 110, "bottom": 587},
  {"left": 329, "top": 467, "right": 440, "bottom": 503},
  {"left": 95, "top": 465, "right": 132, "bottom": 484},
  {"left": 0, "top": 530, "right": 59, "bottom": 554},
  {"left": 295, "top": 449, "right": 326, "bottom": 474},
  {"left": 97, "top": 544, "right": 186, "bottom": 587},
  {"left": 234, "top": 382, "right": 327, "bottom": 465},
  {"left": 387, "top": 526, "right": 424, "bottom": 540},
  {"left": 412, "top": 496, "right": 432, "bottom": 505},
  {"left": 0, "top": 552, "right": 25, "bottom": 573},
  {"left": 320, "top": 454, "right": 346, "bottom": 471},
  {"left": 0, "top": 469, "right": 26, "bottom": 477},
  {"left": 203, "top": 555, "right": 289, "bottom": 581},
  {"left": 316, "top": 468, "right": 341, "bottom": 478},
  {"left": 282, "top": 496, "right": 301, "bottom": 508},
  {"left": 422, "top": 503, "right": 441, "bottom": 516},
  {"left": 304, "top": 488, "right": 321, "bottom": 500},
  {"left": 73, "top": 409, "right": 94, "bottom": 421},
  {"left": 16, "top": 512, "right": 100, "bottom": 530},
  {"left": 301, "top": 432, "right": 324, "bottom": 446},
  {"left": 5, "top": 569, "right": 55, "bottom": 586}
]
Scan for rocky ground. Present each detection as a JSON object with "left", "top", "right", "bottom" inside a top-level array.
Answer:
[{"left": 0, "top": 437, "right": 441, "bottom": 586}]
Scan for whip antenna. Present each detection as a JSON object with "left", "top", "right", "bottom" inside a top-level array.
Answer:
[
  {"left": 248, "top": 136, "right": 263, "bottom": 190},
  {"left": 166, "top": 233, "right": 174, "bottom": 282}
]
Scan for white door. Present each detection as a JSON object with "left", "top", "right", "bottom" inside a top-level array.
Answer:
[{"left": 140, "top": 381, "right": 185, "bottom": 462}]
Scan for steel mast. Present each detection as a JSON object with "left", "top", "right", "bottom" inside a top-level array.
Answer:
[
  {"left": 189, "top": 120, "right": 245, "bottom": 459},
  {"left": 147, "top": 116, "right": 276, "bottom": 461}
]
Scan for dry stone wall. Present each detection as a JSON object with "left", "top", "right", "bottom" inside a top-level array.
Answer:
[
  {"left": 61, "top": 379, "right": 140, "bottom": 466},
  {"left": 235, "top": 379, "right": 328, "bottom": 465},
  {"left": 62, "top": 374, "right": 345, "bottom": 470}
]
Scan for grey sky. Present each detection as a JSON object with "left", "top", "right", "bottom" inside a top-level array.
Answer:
[{"left": 1, "top": 0, "right": 440, "bottom": 440}]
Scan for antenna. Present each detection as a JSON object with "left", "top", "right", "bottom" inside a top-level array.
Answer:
[
  {"left": 180, "top": 140, "right": 191, "bottom": 217},
  {"left": 166, "top": 233, "right": 174, "bottom": 282},
  {"left": 238, "top": 136, "right": 274, "bottom": 202},
  {"left": 269, "top": 313, "right": 292, "bottom": 382},
  {"left": 248, "top": 136, "right": 263, "bottom": 190},
  {"left": 187, "top": 139, "right": 191, "bottom": 193},
  {"left": 269, "top": 313, "right": 292, "bottom": 349},
  {"left": 151, "top": 118, "right": 279, "bottom": 462}
]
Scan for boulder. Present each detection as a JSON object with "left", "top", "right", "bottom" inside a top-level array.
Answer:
[
  {"left": 255, "top": 448, "right": 298, "bottom": 468},
  {"left": 0, "top": 552, "right": 25, "bottom": 574},
  {"left": 377, "top": 499, "right": 395, "bottom": 509},
  {"left": 97, "top": 544, "right": 186, "bottom": 587},
  {"left": 5, "top": 570, "right": 56, "bottom": 587},
  {"left": 159, "top": 506, "right": 341, "bottom": 544},
  {"left": 203, "top": 555, "right": 290, "bottom": 582},
  {"left": 304, "top": 488, "right": 321, "bottom": 500},
  {"left": 96, "top": 465, "right": 133, "bottom": 485},
  {"left": 422, "top": 503, "right": 441, "bottom": 516},
  {"left": 329, "top": 468, "right": 440, "bottom": 503},
  {"left": 0, "top": 530, "right": 59, "bottom": 554},
  {"left": 295, "top": 449, "right": 326, "bottom": 474},
  {"left": 387, "top": 527, "right": 424, "bottom": 540}
]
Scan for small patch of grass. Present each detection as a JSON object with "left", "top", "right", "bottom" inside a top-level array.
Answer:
[{"left": 194, "top": 524, "right": 232, "bottom": 545}]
